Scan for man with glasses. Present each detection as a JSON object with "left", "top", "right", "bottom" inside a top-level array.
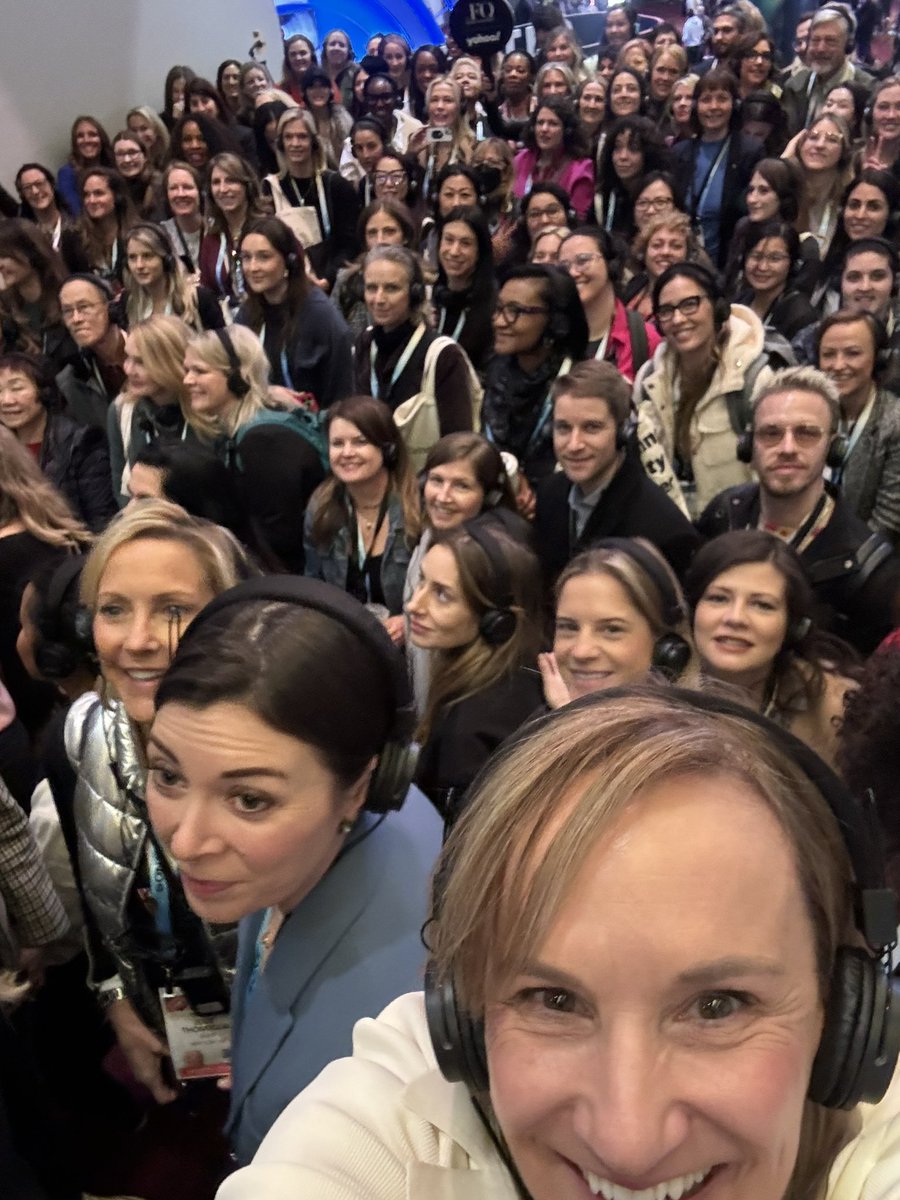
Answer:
[
  {"left": 697, "top": 365, "right": 899, "bottom": 653},
  {"left": 55, "top": 275, "right": 125, "bottom": 429},
  {"left": 695, "top": 5, "right": 746, "bottom": 75},
  {"left": 783, "top": 5, "right": 874, "bottom": 133}
]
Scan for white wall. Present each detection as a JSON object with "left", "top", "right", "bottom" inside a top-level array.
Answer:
[{"left": 0, "top": 0, "right": 283, "bottom": 186}]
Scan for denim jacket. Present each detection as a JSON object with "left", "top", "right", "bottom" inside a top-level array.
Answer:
[{"left": 303, "top": 491, "right": 413, "bottom": 615}]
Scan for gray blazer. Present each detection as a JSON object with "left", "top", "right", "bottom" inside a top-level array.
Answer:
[{"left": 840, "top": 388, "right": 900, "bottom": 546}]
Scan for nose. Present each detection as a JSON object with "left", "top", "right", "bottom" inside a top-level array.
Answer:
[
  {"left": 406, "top": 583, "right": 426, "bottom": 617},
  {"left": 568, "top": 1024, "right": 689, "bottom": 1181},
  {"left": 168, "top": 798, "right": 225, "bottom": 863},
  {"left": 123, "top": 612, "right": 162, "bottom": 654},
  {"left": 436, "top": 482, "right": 454, "bottom": 503},
  {"left": 721, "top": 597, "right": 748, "bottom": 626},
  {"left": 570, "top": 627, "right": 600, "bottom": 662}
]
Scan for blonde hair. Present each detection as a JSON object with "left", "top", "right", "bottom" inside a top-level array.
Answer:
[
  {"left": 431, "top": 686, "right": 857, "bottom": 1200},
  {"left": 424, "top": 78, "right": 475, "bottom": 161},
  {"left": 276, "top": 108, "right": 327, "bottom": 175},
  {"left": 80, "top": 498, "right": 251, "bottom": 611},
  {"left": 555, "top": 542, "right": 702, "bottom": 686},
  {"left": 124, "top": 225, "right": 200, "bottom": 330},
  {"left": 126, "top": 106, "right": 171, "bottom": 169},
  {"left": 123, "top": 314, "right": 193, "bottom": 411},
  {"left": 0, "top": 426, "right": 91, "bottom": 549},
  {"left": 184, "top": 325, "right": 272, "bottom": 437}
]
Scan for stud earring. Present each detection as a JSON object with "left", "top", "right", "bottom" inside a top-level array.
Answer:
[{"left": 338, "top": 818, "right": 354, "bottom": 835}]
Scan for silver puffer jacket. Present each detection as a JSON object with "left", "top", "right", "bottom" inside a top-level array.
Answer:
[{"left": 65, "top": 691, "right": 235, "bottom": 1030}]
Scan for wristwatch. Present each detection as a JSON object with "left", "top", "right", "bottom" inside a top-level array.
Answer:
[{"left": 96, "top": 981, "right": 128, "bottom": 1011}]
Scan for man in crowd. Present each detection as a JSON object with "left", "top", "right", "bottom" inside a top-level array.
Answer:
[
  {"left": 535, "top": 361, "right": 701, "bottom": 583},
  {"left": 783, "top": 5, "right": 874, "bottom": 132},
  {"left": 697, "top": 366, "right": 899, "bottom": 654},
  {"left": 695, "top": 6, "right": 748, "bottom": 74}
]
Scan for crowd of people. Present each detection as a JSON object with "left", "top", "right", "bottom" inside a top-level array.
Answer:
[{"left": 2, "top": 3, "right": 900, "bottom": 1199}]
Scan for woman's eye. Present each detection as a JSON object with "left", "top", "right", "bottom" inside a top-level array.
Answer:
[
  {"left": 97, "top": 603, "right": 123, "bottom": 618},
  {"left": 703, "top": 592, "right": 728, "bottom": 605},
  {"left": 232, "top": 792, "right": 271, "bottom": 815},
  {"left": 149, "top": 765, "right": 181, "bottom": 789},
  {"left": 515, "top": 986, "right": 580, "bottom": 1015},
  {"left": 165, "top": 604, "right": 192, "bottom": 620},
  {"left": 692, "top": 991, "right": 750, "bottom": 1021}
]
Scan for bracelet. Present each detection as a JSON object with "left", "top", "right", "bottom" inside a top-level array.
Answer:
[{"left": 96, "top": 983, "right": 128, "bottom": 1011}]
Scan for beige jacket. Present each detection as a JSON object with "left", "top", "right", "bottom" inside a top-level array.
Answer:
[
  {"left": 635, "top": 304, "right": 771, "bottom": 518},
  {"left": 218, "top": 991, "right": 900, "bottom": 1200}
]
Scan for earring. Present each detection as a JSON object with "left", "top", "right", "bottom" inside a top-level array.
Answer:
[{"left": 338, "top": 818, "right": 354, "bottom": 835}]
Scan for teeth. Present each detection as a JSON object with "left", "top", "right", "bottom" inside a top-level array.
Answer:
[
  {"left": 127, "top": 670, "right": 163, "bottom": 681},
  {"left": 582, "top": 1168, "right": 711, "bottom": 1200}
]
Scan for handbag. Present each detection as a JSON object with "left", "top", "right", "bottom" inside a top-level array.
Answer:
[
  {"left": 393, "top": 336, "right": 483, "bottom": 473},
  {"left": 266, "top": 173, "right": 324, "bottom": 249}
]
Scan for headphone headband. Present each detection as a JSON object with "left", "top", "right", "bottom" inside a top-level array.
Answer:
[
  {"left": 172, "top": 576, "right": 417, "bottom": 811},
  {"left": 593, "top": 538, "right": 684, "bottom": 628},
  {"left": 464, "top": 520, "right": 513, "bottom": 610}
]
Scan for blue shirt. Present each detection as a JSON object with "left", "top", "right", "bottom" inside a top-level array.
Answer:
[{"left": 693, "top": 138, "right": 727, "bottom": 265}]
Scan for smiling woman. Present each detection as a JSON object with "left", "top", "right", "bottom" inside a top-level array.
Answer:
[
  {"left": 217, "top": 686, "right": 900, "bottom": 1200},
  {"left": 146, "top": 575, "right": 442, "bottom": 1162}
]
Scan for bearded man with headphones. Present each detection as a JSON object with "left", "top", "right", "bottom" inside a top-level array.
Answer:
[
  {"left": 217, "top": 685, "right": 900, "bottom": 1200},
  {"left": 533, "top": 360, "right": 701, "bottom": 585},
  {"left": 698, "top": 364, "right": 900, "bottom": 656},
  {"left": 783, "top": 4, "right": 875, "bottom": 134}
]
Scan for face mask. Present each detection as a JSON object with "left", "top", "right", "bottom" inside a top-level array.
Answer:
[{"left": 475, "top": 165, "right": 501, "bottom": 194}]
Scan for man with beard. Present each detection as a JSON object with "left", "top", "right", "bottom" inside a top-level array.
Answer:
[{"left": 697, "top": 365, "right": 900, "bottom": 653}]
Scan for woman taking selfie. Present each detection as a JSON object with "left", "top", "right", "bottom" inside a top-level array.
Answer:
[
  {"left": 407, "top": 520, "right": 544, "bottom": 822},
  {"left": 686, "top": 529, "right": 858, "bottom": 767},
  {"left": 407, "top": 78, "right": 476, "bottom": 202},
  {"left": 304, "top": 395, "right": 420, "bottom": 636},
  {"left": 146, "top": 575, "right": 442, "bottom": 1163},
  {"left": 539, "top": 538, "right": 699, "bottom": 708},
  {"left": 220, "top": 684, "right": 900, "bottom": 1200},
  {"left": 65, "top": 503, "right": 252, "bottom": 1110}
]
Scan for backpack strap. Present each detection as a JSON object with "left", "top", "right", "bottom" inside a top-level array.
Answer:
[
  {"left": 724, "top": 352, "right": 768, "bottom": 438},
  {"left": 625, "top": 308, "right": 649, "bottom": 375}
]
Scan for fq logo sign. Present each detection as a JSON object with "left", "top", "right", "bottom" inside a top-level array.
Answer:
[{"left": 449, "top": 0, "right": 514, "bottom": 54}]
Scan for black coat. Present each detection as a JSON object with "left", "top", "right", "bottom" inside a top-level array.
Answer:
[
  {"left": 697, "top": 483, "right": 900, "bottom": 655},
  {"left": 416, "top": 667, "right": 544, "bottom": 824},
  {"left": 40, "top": 411, "right": 117, "bottom": 532},
  {"left": 671, "top": 132, "right": 764, "bottom": 269},
  {"left": 534, "top": 446, "right": 703, "bottom": 586}
]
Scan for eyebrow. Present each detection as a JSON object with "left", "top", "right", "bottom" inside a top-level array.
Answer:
[
  {"left": 517, "top": 955, "right": 785, "bottom": 991},
  {"left": 97, "top": 591, "right": 198, "bottom": 604},
  {"left": 147, "top": 733, "right": 290, "bottom": 781}
]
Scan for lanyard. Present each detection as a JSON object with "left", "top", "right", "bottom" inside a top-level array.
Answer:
[
  {"left": 813, "top": 201, "right": 835, "bottom": 251},
  {"left": 369, "top": 322, "right": 426, "bottom": 400},
  {"left": 259, "top": 321, "right": 295, "bottom": 390},
  {"left": 524, "top": 356, "right": 574, "bottom": 459},
  {"left": 288, "top": 172, "right": 331, "bottom": 238},
  {"left": 690, "top": 137, "right": 730, "bottom": 218},
  {"left": 174, "top": 221, "right": 195, "bottom": 272},
  {"left": 147, "top": 841, "right": 173, "bottom": 940},
  {"left": 438, "top": 306, "right": 466, "bottom": 341},
  {"left": 604, "top": 191, "right": 616, "bottom": 232},
  {"left": 805, "top": 70, "right": 819, "bottom": 124},
  {"left": 836, "top": 388, "right": 876, "bottom": 481},
  {"left": 214, "top": 232, "right": 230, "bottom": 292},
  {"left": 592, "top": 326, "right": 611, "bottom": 361}
]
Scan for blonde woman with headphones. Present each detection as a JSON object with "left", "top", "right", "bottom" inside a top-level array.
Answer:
[
  {"left": 121, "top": 222, "right": 223, "bottom": 332},
  {"left": 264, "top": 107, "right": 361, "bottom": 289}
]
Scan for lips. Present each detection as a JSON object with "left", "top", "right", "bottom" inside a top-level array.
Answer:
[
  {"left": 180, "top": 874, "right": 234, "bottom": 899},
  {"left": 713, "top": 635, "right": 753, "bottom": 651},
  {"left": 409, "top": 619, "right": 430, "bottom": 637}
]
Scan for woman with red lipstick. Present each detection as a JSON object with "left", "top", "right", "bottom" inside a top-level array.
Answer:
[
  {"left": 686, "top": 530, "right": 858, "bottom": 768},
  {"left": 66, "top": 501, "right": 253, "bottom": 1109},
  {"left": 145, "top": 575, "right": 443, "bottom": 1163},
  {"left": 218, "top": 688, "right": 900, "bottom": 1200}
]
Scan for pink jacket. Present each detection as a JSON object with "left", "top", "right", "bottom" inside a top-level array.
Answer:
[{"left": 512, "top": 149, "right": 595, "bottom": 222}]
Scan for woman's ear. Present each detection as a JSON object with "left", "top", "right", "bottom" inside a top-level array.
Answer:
[{"left": 343, "top": 754, "right": 379, "bottom": 819}]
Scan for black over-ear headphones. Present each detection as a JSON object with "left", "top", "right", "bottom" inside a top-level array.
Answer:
[
  {"left": 426, "top": 685, "right": 900, "bottom": 1111},
  {"left": 593, "top": 537, "right": 691, "bottom": 681},
  {"left": 464, "top": 520, "right": 518, "bottom": 647},
  {"left": 33, "top": 555, "right": 93, "bottom": 679},
  {"left": 653, "top": 262, "right": 730, "bottom": 333},
  {"left": 173, "top": 576, "right": 418, "bottom": 813},
  {"left": 128, "top": 222, "right": 177, "bottom": 274},
  {"left": 214, "top": 327, "right": 251, "bottom": 399}
]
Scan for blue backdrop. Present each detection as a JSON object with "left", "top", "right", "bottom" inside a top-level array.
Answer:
[{"left": 277, "top": 0, "right": 443, "bottom": 56}]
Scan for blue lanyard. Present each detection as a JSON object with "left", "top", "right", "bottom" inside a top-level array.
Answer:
[
  {"left": 369, "top": 322, "right": 426, "bottom": 400},
  {"left": 259, "top": 321, "right": 296, "bottom": 389}
]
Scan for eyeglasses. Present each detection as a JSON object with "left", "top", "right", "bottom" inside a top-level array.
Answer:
[
  {"left": 527, "top": 204, "right": 565, "bottom": 221},
  {"left": 654, "top": 294, "right": 707, "bottom": 324},
  {"left": 61, "top": 301, "right": 105, "bottom": 319},
  {"left": 116, "top": 149, "right": 142, "bottom": 159},
  {"left": 744, "top": 50, "right": 774, "bottom": 61},
  {"left": 375, "top": 171, "right": 405, "bottom": 185},
  {"left": 747, "top": 251, "right": 789, "bottom": 265},
  {"left": 493, "top": 301, "right": 549, "bottom": 322},
  {"left": 19, "top": 181, "right": 50, "bottom": 194},
  {"left": 635, "top": 196, "right": 674, "bottom": 212},
  {"left": 558, "top": 251, "right": 603, "bottom": 272},
  {"left": 755, "top": 423, "right": 828, "bottom": 448}
]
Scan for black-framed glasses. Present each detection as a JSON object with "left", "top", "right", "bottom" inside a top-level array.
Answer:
[
  {"left": 654, "top": 294, "right": 707, "bottom": 324},
  {"left": 493, "top": 301, "right": 549, "bottom": 323},
  {"left": 744, "top": 49, "right": 774, "bottom": 61}
]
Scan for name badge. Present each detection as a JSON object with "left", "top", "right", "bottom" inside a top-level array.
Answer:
[{"left": 159, "top": 986, "right": 231, "bottom": 1082}]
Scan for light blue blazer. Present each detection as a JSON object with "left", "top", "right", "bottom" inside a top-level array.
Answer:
[{"left": 226, "top": 785, "right": 443, "bottom": 1164}]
